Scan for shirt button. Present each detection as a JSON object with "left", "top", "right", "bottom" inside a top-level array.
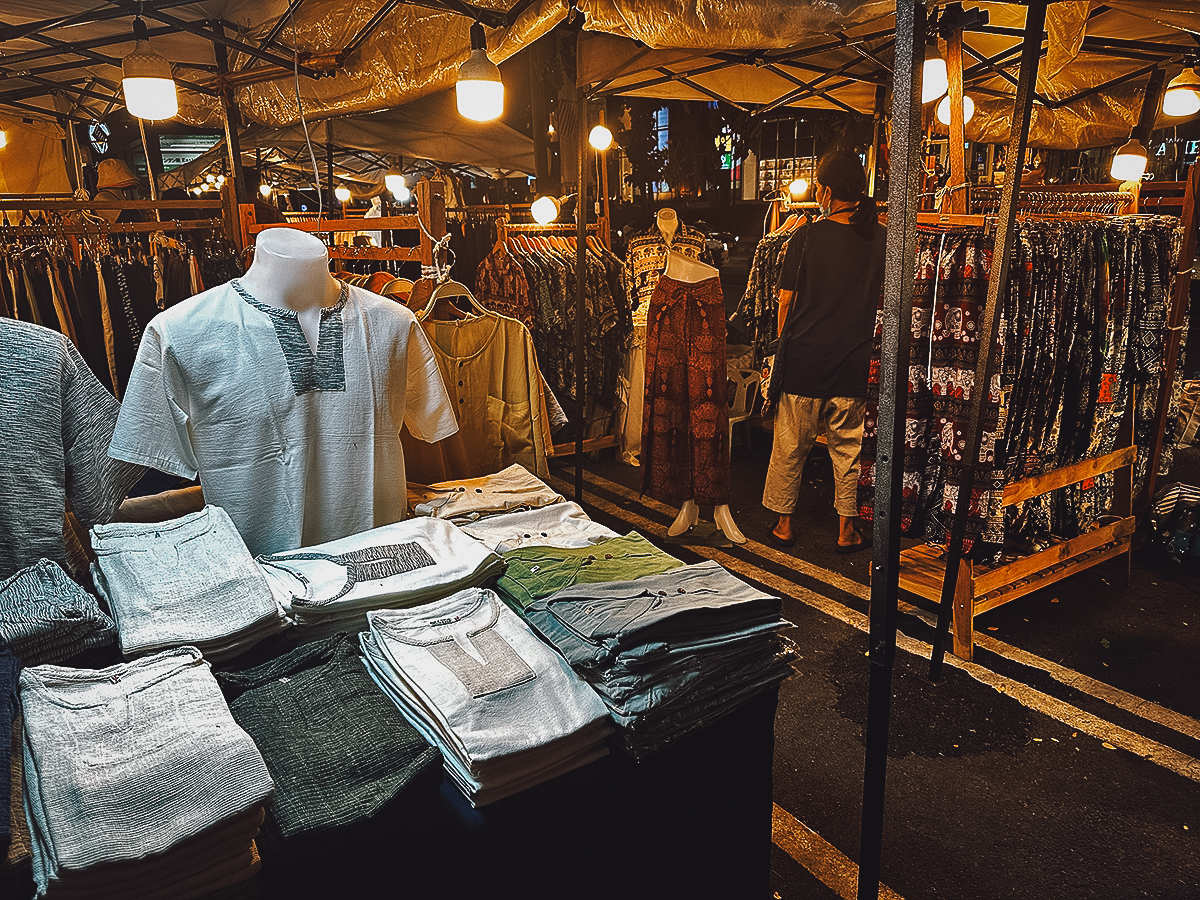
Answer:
[
  {"left": 658, "top": 590, "right": 668, "bottom": 597},
  {"left": 458, "top": 380, "right": 464, "bottom": 386},
  {"left": 604, "top": 554, "right": 613, "bottom": 559},
  {"left": 475, "top": 488, "right": 483, "bottom": 493},
  {"left": 459, "top": 398, "right": 464, "bottom": 404},
  {"left": 677, "top": 587, "right": 686, "bottom": 593},
  {"left": 523, "top": 533, "right": 532, "bottom": 539}
]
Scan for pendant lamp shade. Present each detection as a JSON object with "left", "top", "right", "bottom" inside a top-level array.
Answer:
[
  {"left": 1109, "top": 137, "right": 1148, "bottom": 182},
  {"left": 121, "top": 19, "right": 178, "bottom": 120},
  {"left": 1162, "top": 66, "right": 1200, "bottom": 117},
  {"left": 456, "top": 22, "right": 503, "bottom": 122},
  {"left": 922, "top": 43, "right": 949, "bottom": 104}
]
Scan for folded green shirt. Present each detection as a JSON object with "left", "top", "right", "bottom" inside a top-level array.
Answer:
[{"left": 496, "top": 532, "right": 682, "bottom": 612}]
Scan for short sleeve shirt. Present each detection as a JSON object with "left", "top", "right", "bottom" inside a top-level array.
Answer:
[
  {"left": 109, "top": 281, "right": 459, "bottom": 557},
  {"left": 0, "top": 320, "right": 144, "bottom": 577}
]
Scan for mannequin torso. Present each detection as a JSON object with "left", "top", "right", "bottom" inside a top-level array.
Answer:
[
  {"left": 238, "top": 228, "right": 343, "bottom": 352},
  {"left": 664, "top": 249, "right": 718, "bottom": 283}
]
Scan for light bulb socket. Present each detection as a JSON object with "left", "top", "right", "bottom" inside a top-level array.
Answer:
[
  {"left": 469, "top": 21, "right": 487, "bottom": 52},
  {"left": 132, "top": 16, "right": 150, "bottom": 42}
]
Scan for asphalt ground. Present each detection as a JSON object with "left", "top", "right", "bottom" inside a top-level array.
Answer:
[
  {"left": 547, "top": 441, "right": 1200, "bottom": 899},
  {"left": 553, "top": 241, "right": 1200, "bottom": 897}
]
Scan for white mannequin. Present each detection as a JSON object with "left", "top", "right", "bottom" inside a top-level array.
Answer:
[
  {"left": 238, "top": 227, "right": 342, "bottom": 353},
  {"left": 660, "top": 249, "right": 746, "bottom": 546},
  {"left": 657, "top": 207, "right": 678, "bottom": 246}
]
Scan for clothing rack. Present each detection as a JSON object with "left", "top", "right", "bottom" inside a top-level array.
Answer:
[
  {"left": 239, "top": 181, "right": 446, "bottom": 267},
  {"left": 898, "top": 167, "right": 1200, "bottom": 661},
  {"left": 969, "top": 182, "right": 1139, "bottom": 216},
  {"left": 497, "top": 217, "right": 611, "bottom": 250},
  {"left": 494, "top": 216, "right": 616, "bottom": 457}
]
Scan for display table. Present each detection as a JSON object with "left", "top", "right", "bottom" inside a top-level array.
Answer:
[{"left": 258, "top": 687, "right": 779, "bottom": 900}]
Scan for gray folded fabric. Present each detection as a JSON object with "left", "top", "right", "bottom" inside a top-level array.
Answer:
[
  {"left": 90, "top": 506, "right": 288, "bottom": 660},
  {"left": 216, "top": 633, "right": 442, "bottom": 844},
  {"left": 20, "top": 647, "right": 274, "bottom": 895},
  {"left": 0, "top": 560, "right": 115, "bottom": 665}
]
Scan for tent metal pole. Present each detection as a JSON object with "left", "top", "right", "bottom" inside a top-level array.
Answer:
[
  {"left": 928, "top": 0, "right": 1048, "bottom": 678},
  {"left": 575, "top": 97, "right": 587, "bottom": 504},
  {"left": 856, "top": 1, "right": 923, "bottom": 897}
]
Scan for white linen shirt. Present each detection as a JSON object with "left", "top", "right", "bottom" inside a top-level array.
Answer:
[{"left": 108, "top": 280, "right": 458, "bottom": 557}]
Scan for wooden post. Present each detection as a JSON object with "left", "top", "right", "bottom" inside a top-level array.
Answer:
[
  {"left": 414, "top": 179, "right": 445, "bottom": 270},
  {"left": 212, "top": 22, "right": 246, "bottom": 250},
  {"left": 942, "top": 27, "right": 968, "bottom": 214}
]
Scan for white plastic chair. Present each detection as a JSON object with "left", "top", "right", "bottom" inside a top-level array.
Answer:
[{"left": 728, "top": 368, "right": 761, "bottom": 450}]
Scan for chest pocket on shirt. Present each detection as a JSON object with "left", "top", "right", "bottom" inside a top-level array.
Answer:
[{"left": 485, "top": 395, "right": 535, "bottom": 470}]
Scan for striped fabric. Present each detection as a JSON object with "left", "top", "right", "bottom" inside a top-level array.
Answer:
[
  {"left": 0, "top": 560, "right": 115, "bottom": 665},
  {"left": 0, "top": 320, "right": 144, "bottom": 579}
]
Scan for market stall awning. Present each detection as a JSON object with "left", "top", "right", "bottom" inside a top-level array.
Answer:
[
  {"left": 160, "top": 86, "right": 537, "bottom": 191},
  {"left": 576, "top": 0, "right": 1200, "bottom": 148}
]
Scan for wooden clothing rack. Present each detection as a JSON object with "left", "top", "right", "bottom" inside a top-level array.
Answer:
[
  {"left": 238, "top": 181, "right": 446, "bottom": 267},
  {"left": 901, "top": 163, "right": 1200, "bottom": 661}
]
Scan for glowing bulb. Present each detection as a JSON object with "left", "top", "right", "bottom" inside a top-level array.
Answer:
[
  {"left": 456, "top": 23, "right": 503, "bottom": 122},
  {"left": 0, "top": 131, "right": 6, "bottom": 150},
  {"left": 788, "top": 178, "right": 808, "bottom": 198},
  {"left": 922, "top": 44, "right": 948, "bottom": 104},
  {"left": 259, "top": 183, "right": 272, "bottom": 198},
  {"left": 1109, "top": 137, "right": 1148, "bottom": 181},
  {"left": 385, "top": 172, "right": 406, "bottom": 195},
  {"left": 216, "top": 174, "right": 226, "bottom": 184},
  {"left": 588, "top": 125, "right": 614, "bottom": 151},
  {"left": 393, "top": 184, "right": 412, "bottom": 204},
  {"left": 531, "top": 195, "right": 560, "bottom": 225},
  {"left": 935, "top": 94, "right": 976, "bottom": 126},
  {"left": 1163, "top": 67, "right": 1200, "bottom": 117},
  {"left": 191, "top": 186, "right": 202, "bottom": 195},
  {"left": 334, "top": 185, "right": 352, "bottom": 203},
  {"left": 205, "top": 173, "right": 216, "bottom": 184}
]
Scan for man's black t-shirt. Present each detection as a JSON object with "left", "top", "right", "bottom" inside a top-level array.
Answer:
[{"left": 774, "top": 218, "right": 886, "bottom": 399}]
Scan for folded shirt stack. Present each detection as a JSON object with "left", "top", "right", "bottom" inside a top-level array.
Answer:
[
  {"left": 0, "top": 560, "right": 115, "bottom": 665},
  {"left": 494, "top": 531, "right": 684, "bottom": 614},
  {"left": 215, "top": 633, "right": 444, "bottom": 855},
  {"left": 258, "top": 517, "right": 505, "bottom": 638},
  {"left": 460, "top": 502, "right": 619, "bottom": 552},
  {"left": 361, "top": 588, "right": 612, "bottom": 807},
  {"left": 408, "top": 464, "right": 564, "bottom": 523},
  {"left": 520, "top": 560, "right": 794, "bottom": 757},
  {"left": 19, "top": 647, "right": 274, "bottom": 900},
  {"left": 90, "top": 506, "right": 288, "bottom": 662}
]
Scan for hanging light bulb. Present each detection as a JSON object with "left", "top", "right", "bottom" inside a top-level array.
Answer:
[
  {"left": 191, "top": 186, "right": 203, "bottom": 196},
  {"left": 922, "top": 40, "right": 949, "bottom": 104},
  {"left": 121, "top": 17, "right": 178, "bottom": 120},
  {"left": 1163, "top": 64, "right": 1200, "bottom": 117},
  {"left": 394, "top": 184, "right": 412, "bottom": 204},
  {"left": 588, "top": 124, "right": 614, "bottom": 151},
  {"left": 385, "top": 169, "right": 406, "bottom": 196},
  {"left": 935, "top": 93, "right": 976, "bottom": 126},
  {"left": 216, "top": 173, "right": 226, "bottom": 185},
  {"left": 259, "top": 183, "right": 272, "bottom": 198},
  {"left": 205, "top": 173, "right": 216, "bottom": 184},
  {"left": 456, "top": 22, "right": 503, "bottom": 122},
  {"left": 0, "top": 131, "right": 6, "bottom": 150},
  {"left": 531, "top": 195, "right": 561, "bottom": 225},
  {"left": 788, "top": 178, "right": 809, "bottom": 199},
  {"left": 334, "top": 184, "right": 352, "bottom": 203},
  {"left": 1110, "top": 136, "right": 1149, "bottom": 181}
]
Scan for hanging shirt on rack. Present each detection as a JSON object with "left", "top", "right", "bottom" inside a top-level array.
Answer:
[
  {"left": 109, "top": 282, "right": 458, "bottom": 558},
  {"left": 401, "top": 309, "right": 554, "bottom": 483},
  {"left": 622, "top": 223, "right": 708, "bottom": 325}
]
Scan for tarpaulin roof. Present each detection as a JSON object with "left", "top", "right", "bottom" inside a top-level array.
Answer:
[
  {"left": 159, "top": 86, "right": 536, "bottom": 192},
  {"left": 576, "top": 0, "right": 1200, "bottom": 148},
  {"left": 0, "top": 1, "right": 1197, "bottom": 149}
]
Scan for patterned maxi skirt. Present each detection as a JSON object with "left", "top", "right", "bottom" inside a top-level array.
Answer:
[{"left": 640, "top": 274, "right": 731, "bottom": 505}]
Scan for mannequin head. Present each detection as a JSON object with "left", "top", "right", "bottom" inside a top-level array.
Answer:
[
  {"left": 240, "top": 227, "right": 340, "bottom": 311},
  {"left": 656, "top": 207, "right": 678, "bottom": 246}
]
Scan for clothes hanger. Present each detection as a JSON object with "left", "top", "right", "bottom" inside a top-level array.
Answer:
[{"left": 422, "top": 278, "right": 492, "bottom": 321}]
